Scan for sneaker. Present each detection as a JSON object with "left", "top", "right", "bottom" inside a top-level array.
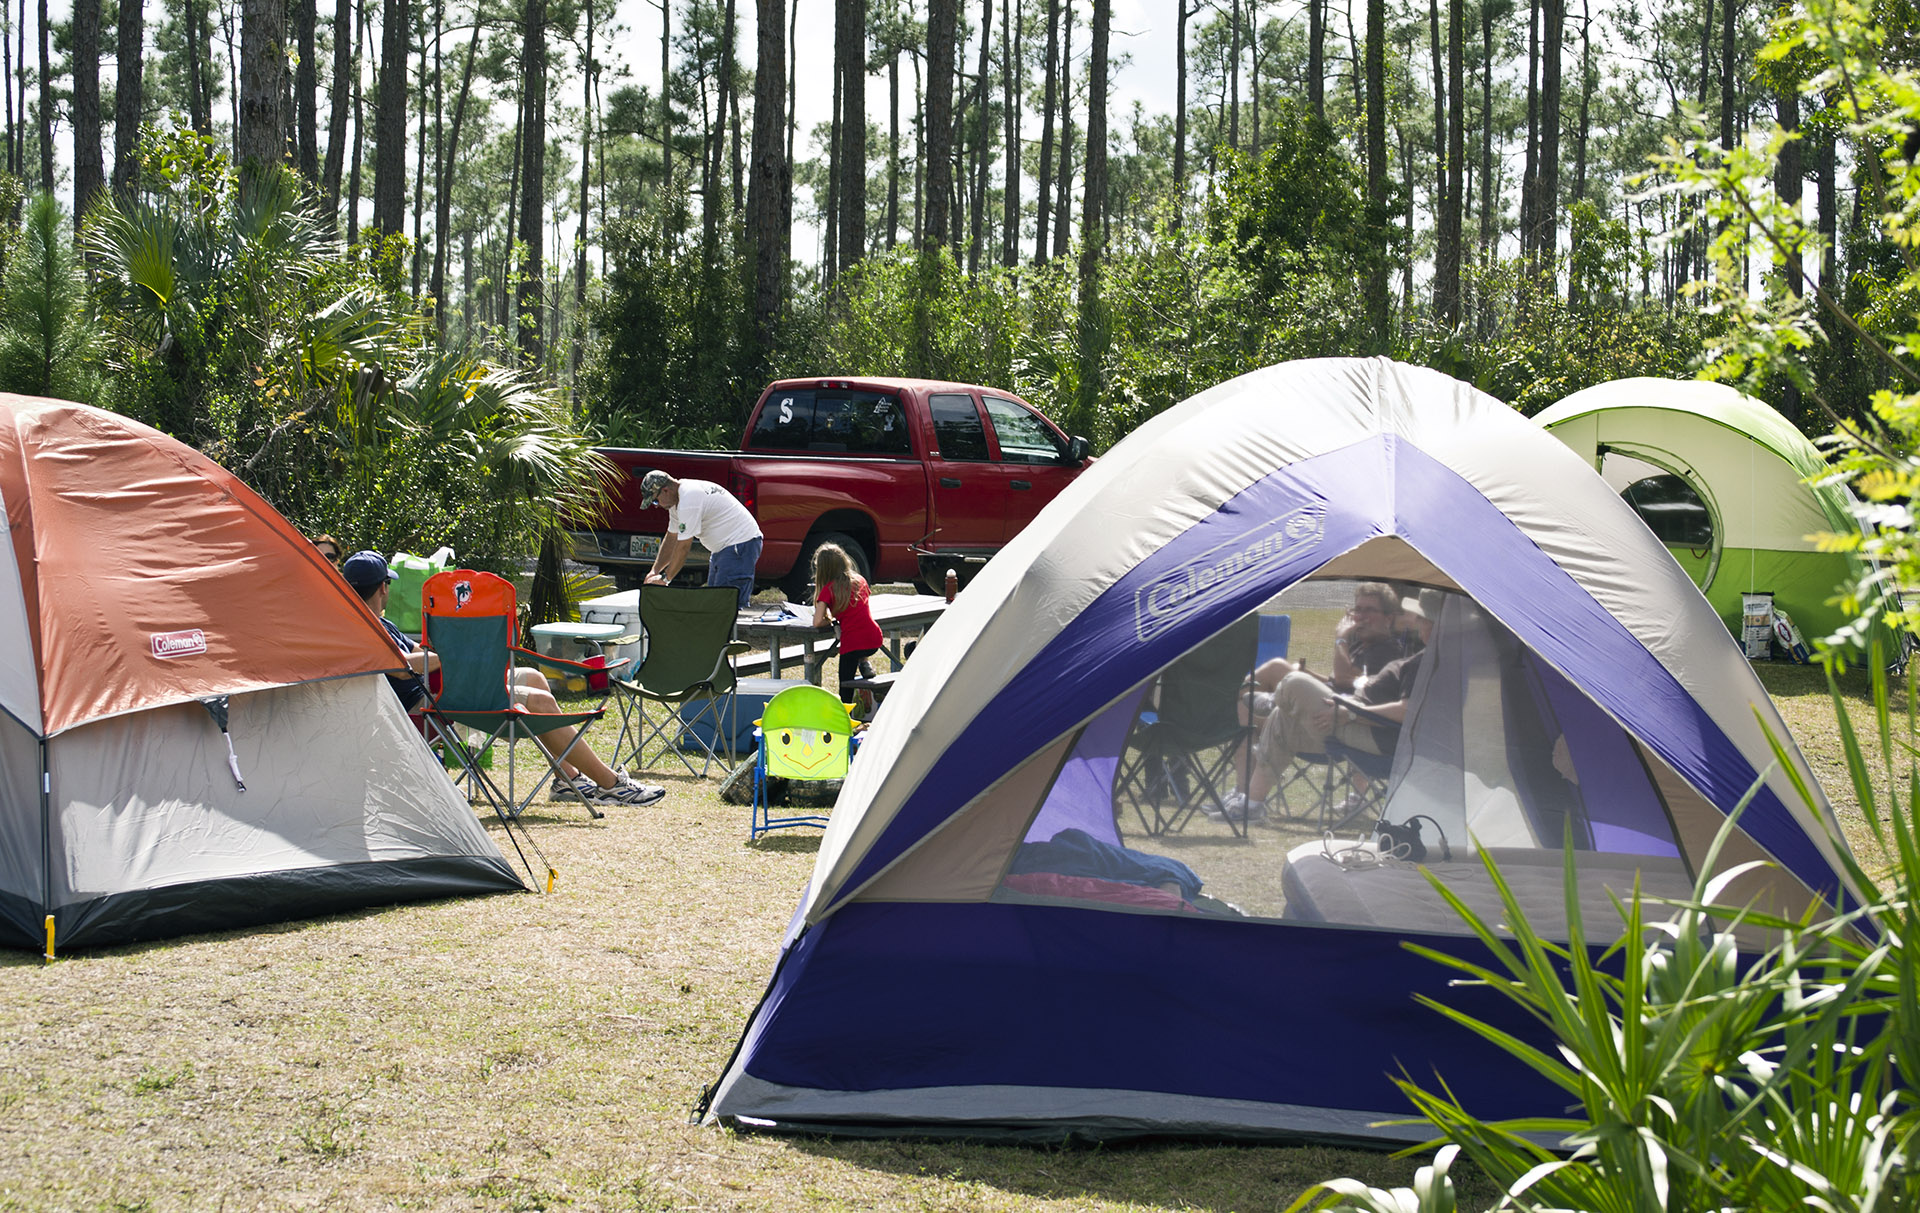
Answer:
[
  {"left": 581, "top": 778, "right": 666, "bottom": 807},
  {"left": 551, "top": 775, "right": 595, "bottom": 801},
  {"left": 619, "top": 774, "right": 668, "bottom": 806},
  {"left": 1209, "top": 791, "right": 1266, "bottom": 824}
]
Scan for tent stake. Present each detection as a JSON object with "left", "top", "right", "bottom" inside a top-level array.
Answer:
[{"left": 42, "top": 916, "right": 54, "bottom": 964}]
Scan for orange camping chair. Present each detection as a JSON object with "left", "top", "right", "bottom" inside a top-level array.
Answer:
[{"left": 421, "top": 569, "right": 629, "bottom": 822}]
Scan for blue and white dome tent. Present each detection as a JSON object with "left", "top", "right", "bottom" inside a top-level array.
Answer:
[{"left": 702, "top": 358, "right": 1865, "bottom": 1144}]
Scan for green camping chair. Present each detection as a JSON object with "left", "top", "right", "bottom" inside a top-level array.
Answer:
[
  {"left": 609, "top": 585, "right": 749, "bottom": 777},
  {"left": 751, "top": 685, "right": 856, "bottom": 839},
  {"left": 422, "top": 569, "right": 628, "bottom": 822}
]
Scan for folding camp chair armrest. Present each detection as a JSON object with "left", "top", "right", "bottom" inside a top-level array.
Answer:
[
  {"left": 511, "top": 646, "right": 601, "bottom": 675},
  {"left": 1328, "top": 694, "right": 1397, "bottom": 730},
  {"left": 701, "top": 640, "right": 751, "bottom": 682}
]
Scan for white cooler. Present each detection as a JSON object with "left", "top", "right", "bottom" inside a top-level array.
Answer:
[{"left": 578, "top": 590, "right": 647, "bottom": 664}]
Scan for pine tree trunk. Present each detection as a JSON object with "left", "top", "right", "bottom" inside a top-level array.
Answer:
[
  {"left": 191, "top": 0, "right": 213, "bottom": 133},
  {"left": 1051, "top": 0, "right": 1072, "bottom": 261},
  {"left": 35, "top": 0, "right": 50, "bottom": 189},
  {"left": 1519, "top": 0, "right": 1537, "bottom": 261},
  {"left": 1816, "top": 125, "right": 1834, "bottom": 290},
  {"left": 1777, "top": 87, "right": 1801, "bottom": 417},
  {"left": 1535, "top": 0, "right": 1562, "bottom": 288},
  {"left": 710, "top": 0, "right": 737, "bottom": 233},
  {"left": 1436, "top": 0, "right": 1462, "bottom": 322},
  {"left": 410, "top": 15, "right": 427, "bottom": 294},
  {"left": 925, "top": 0, "right": 955, "bottom": 251},
  {"left": 1248, "top": 0, "right": 1260, "bottom": 153},
  {"left": 1173, "top": 0, "right": 1186, "bottom": 223},
  {"left": 321, "top": 0, "right": 353, "bottom": 221},
  {"left": 1073, "top": 0, "right": 1108, "bottom": 436},
  {"left": 887, "top": 47, "right": 899, "bottom": 247},
  {"left": 517, "top": 0, "right": 547, "bottom": 365},
  {"left": 239, "top": 0, "right": 288, "bottom": 195},
  {"left": 1001, "top": 0, "right": 1019, "bottom": 265},
  {"left": 371, "top": 0, "right": 409, "bottom": 233},
  {"left": 1227, "top": 0, "right": 1238, "bottom": 149},
  {"left": 1426, "top": 0, "right": 1443, "bottom": 314},
  {"left": 727, "top": 0, "right": 743, "bottom": 213},
  {"left": 573, "top": 0, "right": 594, "bottom": 386},
  {"left": 968, "top": 0, "right": 990, "bottom": 276},
  {"left": 295, "top": 0, "right": 317, "bottom": 176},
  {"left": 1719, "top": 0, "right": 1735, "bottom": 151},
  {"left": 110, "top": 0, "right": 140, "bottom": 193},
  {"left": 909, "top": 50, "right": 921, "bottom": 243},
  {"left": 1034, "top": 0, "right": 1056, "bottom": 261},
  {"left": 1307, "top": 0, "right": 1323, "bottom": 120},
  {"left": 72, "top": 0, "right": 101, "bottom": 215},
  {"left": 432, "top": 13, "right": 480, "bottom": 307},
  {"left": 1573, "top": 0, "right": 1589, "bottom": 200},
  {"left": 5, "top": 8, "right": 14, "bottom": 178},
  {"left": 836, "top": 0, "right": 865, "bottom": 270},
  {"left": 1363, "top": 0, "right": 1387, "bottom": 344},
  {"left": 659, "top": 0, "right": 672, "bottom": 230},
  {"left": 825, "top": 55, "right": 839, "bottom": 276},
  {"left": 347, "top": 0, "right": 366, "bottom": 242},
  {"left": 1479, "top": 1, "right": 1492, "bottom": 268},
  {"left": 748, "top": 0, "right": 788, "bottom": 350}
]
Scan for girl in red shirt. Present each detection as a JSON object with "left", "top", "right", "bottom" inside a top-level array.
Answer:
[{"left": 811, "top": 542, "right": 884, "bottom": 715}]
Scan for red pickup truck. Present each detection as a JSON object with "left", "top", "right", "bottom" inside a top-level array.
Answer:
[{"left": 570, "top": 376, "right": 1093, "bottom": 597}]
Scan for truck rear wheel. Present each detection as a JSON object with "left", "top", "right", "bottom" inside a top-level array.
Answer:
[{"left": 784, "top": 532, "right": 871, "bottom": 600}]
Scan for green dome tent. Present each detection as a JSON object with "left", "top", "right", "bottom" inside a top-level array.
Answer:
[{"left": 1535, "top": 378, "right": 1892, "bottom": 656}]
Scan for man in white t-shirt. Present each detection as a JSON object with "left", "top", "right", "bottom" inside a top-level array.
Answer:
[{"left": 639, "top": 471, "right": 765, "bottom": 608}]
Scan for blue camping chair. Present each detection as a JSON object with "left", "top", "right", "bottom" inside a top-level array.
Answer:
[
  {"left": 1257, "top": 614, "right": 1291, "bottom": 667},
  {"left": 751, "top": 685, "right": 858, "bottom": 839}
]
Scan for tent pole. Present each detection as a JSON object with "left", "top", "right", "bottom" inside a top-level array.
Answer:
[{"left": 38, "top": 737, "right": 51, "bottom": 949}]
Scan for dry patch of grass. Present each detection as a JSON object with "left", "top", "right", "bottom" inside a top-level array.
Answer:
[{"left": 0, "top": 660, "right": 1882, "bottom": 1211}]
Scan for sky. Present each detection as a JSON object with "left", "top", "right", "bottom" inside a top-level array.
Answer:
[{"left": 597, "top": 0, "right": 1188, "bottom": 257}]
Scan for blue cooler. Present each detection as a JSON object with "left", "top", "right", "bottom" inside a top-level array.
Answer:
[{"left": 678, "top": 678, "right": 809, "bottom": 754}]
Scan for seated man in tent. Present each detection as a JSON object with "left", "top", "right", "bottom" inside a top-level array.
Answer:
[
  {"left": 1223, "top": 582, "right": 1417, "bottom": 820},
  {"left": 340, "top": 551, "right": 665, "bottom": 808},
  {"left": 1223, "top": 590, "right": 1440, "bottom": 820},
  {"left": 1249, "top": 581, "right": 1408, "bottom": 700}
]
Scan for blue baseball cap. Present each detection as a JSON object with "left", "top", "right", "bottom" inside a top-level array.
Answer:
[{"left": 341, "top": 550, "right": 397, "bottom": 591}]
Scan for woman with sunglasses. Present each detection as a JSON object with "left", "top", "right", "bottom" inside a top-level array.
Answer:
[{"left": 310, "top": 534, "right": 344, "bottom": 565}]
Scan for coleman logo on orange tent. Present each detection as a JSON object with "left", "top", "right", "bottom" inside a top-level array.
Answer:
[{"left": 151, "top": 629, "right": 208, "bottom": 659}]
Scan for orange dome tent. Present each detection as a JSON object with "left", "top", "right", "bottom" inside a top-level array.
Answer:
[{"left": 0, "top": 395, "right": 520, "bottom": 950}]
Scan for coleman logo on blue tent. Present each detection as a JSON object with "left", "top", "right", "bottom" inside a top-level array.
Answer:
[{"left": 1134, "top": 503, "right": 1324, "bottom": 641}]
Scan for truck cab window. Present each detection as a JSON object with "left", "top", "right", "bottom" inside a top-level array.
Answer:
[
  {"left": 748, "top": 389, "right": 911, "bottom": 455},
  {"left": 930, "top": 393, "right": 991, "bottom": 461},
  {"left": 983, "top": 397, "right": 1068, "bottom": 464}
]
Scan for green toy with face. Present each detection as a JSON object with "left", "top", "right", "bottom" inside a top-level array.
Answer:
[{"left": 761, "top": 686, "right": 855, "bottom": 782}]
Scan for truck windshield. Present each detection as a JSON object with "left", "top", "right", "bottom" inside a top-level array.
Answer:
[{"left": 748, "top": 389, "right": 912, "bottom": 455}]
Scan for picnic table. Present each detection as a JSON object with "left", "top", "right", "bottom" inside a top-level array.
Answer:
[{"left": 736, "top": 593, "right": 949, "bottom": 685}]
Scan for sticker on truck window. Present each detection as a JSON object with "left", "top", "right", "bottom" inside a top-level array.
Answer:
[{"left": 628, "top": 535, "right": 662, "bottom": 559}]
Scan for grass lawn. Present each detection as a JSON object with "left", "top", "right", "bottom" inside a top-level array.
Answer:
[{"left": 0, "top": 659, "right": 1899, "bottom": 1212}]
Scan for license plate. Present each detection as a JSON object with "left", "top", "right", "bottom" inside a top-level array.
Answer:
[{"left": 628, "top": 534, "right": 662, "bottom": 559}]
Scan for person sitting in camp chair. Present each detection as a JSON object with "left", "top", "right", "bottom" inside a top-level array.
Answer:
[
  {"left": 341, "top": 552, "right": 665, "bottom": 807},
  {"left": 1229, "top": 582, "right": 1419, "bottom": 807},
  {"left": 1245, "top": 582, "right": 1407, "bottom": 709},
  {"left": 1223, "top": 591, "right": 1438, "bottom": 821}
]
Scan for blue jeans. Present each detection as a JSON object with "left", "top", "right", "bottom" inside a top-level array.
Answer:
[{"left": 707, "top": 537, "right": 762, "bottom": 609}]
